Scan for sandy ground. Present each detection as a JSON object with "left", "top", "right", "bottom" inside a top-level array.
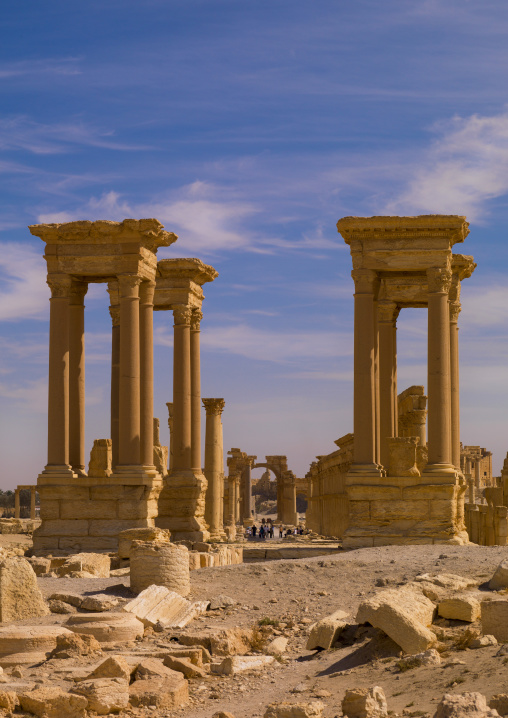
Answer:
[{"left": 24, "top": 543, "right": 508, "bottom": 717}]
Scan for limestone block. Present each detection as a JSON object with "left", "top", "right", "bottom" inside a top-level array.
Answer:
[
  {"left": 39, "top": 501, "right": 60, "bottom": 520},
  {"left": 371, "top": 499, "right": 428, "bottom": 521},
  {"left": 0, "top": 690, "right": 17, "bottom": 712},
  {"left": 210, "top": 628, "right": 254, "bottom": 656},
  {"left": 188, "top": 552, "right": 201, "bottom": 570},
  {"left": 19, "top": 686, "right": 88, "bottom": 718},
  {"left": 57, "top": 553, "right": 110, "bottom": 578},
  {"left": 81, "top": 595, "right": 121, "bottom": 611},
  {"left": 414, "top": 573, "right": 477, "bottom": 593},
  {"left": 49, "top": 592, "right": 83, "bottom": 607},
  {"left": 0, "top": 557, "right": 49, "bottom": 622},
  {"left": 209, "top": 594, "right": 237, "bottom": 610},
  {"left": 27, "top": 556, "right": 51, "bottom": 576},
  {"left": 216, "top": 655, "right": 274, "bottom": 675},
  {"left": 388, "top": 437, "right": 419, "bottom": 477},
  {"left": 163, "top": 647, "right": 205, "bottom": 666},
  {"left": 134, "top": 657, "right": 177, "bottom": 680},
  {"left": 341, "top": 686, "right": 388, "bottom": 718},
  {"left": 88, "top": 438, "right": 112, "bottom": 478},
  {"left": 177, "top": 631, "right": 213, "bottom": 651},
  {"left": 163, "top": 655, "right": 207, "bottom": 678},
  {"left": 86, "top": 656, "right": 132, "bottom": 681},
  {"left": 117, "top": 527, "right": 170, "bottom": 559},
  {"left": 489, "top": 695, "right": 508, "bottom": 716},
  {"left": 49, "top": 599, "right": 77, "bottom": 614},
  {"left": 489, "top": 559, "right": 508, "bottom": 590},
  {"left": 51, "top": 632, "right": 102, "bottom": 659},
  {"left": 36, "top": 519, "right": 89, "bottom": 536},
  {"left": 356, "top": 587, "right": 436, "bottom": 654},
  {"left": 397, "top": 649, "right": 441, "bottom": 670},
  {"left": 0, "top": 625, "right": 73, "bottom": 666},
  {"left": 60, "top": 501, "right": 117, "bottom": 520},
  {"left": 469, "top": 635, "right": 497, "bottom": 648},
  {"left": 128, "top": 675, "right": 189, "bottom": 709},
  {"left": 130, "top": 541, "right": 190, "bottom": 596},
  {"left": 66, "top": 613, "right": 144, "bottom": 643},
  {"left": 264, "top": 701, "right": 325, "bottom": 718},
  {"left": 481, "top": 599, "right": 508, "bottom": 642},
  {"left": 71, "top": 678, "right": 129, "bottom": 715},
  {"left": 58, "top": 537, "right": 118, "bottom": 553},
  {"left": 118, "top": 500, "right": 157, "bottom": 520},
  {"left": 434, "top": 692, "right": 500, "bottom": 718},
  {"left": 123, "top": 585, "right": 205, "bottom": 628},
  {"left": 306, "top": 610, "right": 349, "bottom": 650},
  {"left": 199, "top": 552, "right": 214, "bottom": 568},
  {"left": 88, "top": 519, "right": 148, "bottom": 537},
  {"left": 438, "top": 596, "right": 481, "bottom": 623},
  {"left": 38, "top": 485, "right": 90, "bottom": 502},
  {"left": 265, "top": 636, "right": 288, "bottom": 655}
]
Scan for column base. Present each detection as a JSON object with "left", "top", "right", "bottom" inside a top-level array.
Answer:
[
  {"left": 41, "top": 465, "right": 76, "bottom": 478},
  {"left": 32, "top": 471, "right": 163, "bottom": 555},
  {"left": 155, "top": 468, "right": 210, "bottom": 542},
  {"left": 343, "top": 468, "right": 468, "bottom": 549}
]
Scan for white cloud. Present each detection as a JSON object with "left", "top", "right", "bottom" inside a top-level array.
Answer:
[
  {"left": 386, "top": 110, "right": 508, "bottom": 221},
  {"left": 0, "top": 243, "right": 48, "bottom": 321},
  {"left": 0, "top": 377, "right": 47, "bottom": 413},
  {"left": 0, "top": 58, "right": 80, "bottom": 80}
]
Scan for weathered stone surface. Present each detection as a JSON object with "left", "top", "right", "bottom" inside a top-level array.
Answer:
[
  {"left": 482, "top": 600, "right": 508, "bottom": 642},
  {"left": 341, "top": 686, "right": 388, "bottom": 718},
  {"left": 163, "top": 654, "right": 207, "bottom": 678},
  {"left": 80, "top": 594, "right": 121, "bottom": 611},
  {"left": 134, "top": 657, "right": 179, "bottom": 681},
  {"left": 356, "top": 587, "right": 436, "bottom": 654},
  {"left": 0, "top": 557, "right": 49, "bottom": 622},
  {"left": 27, "top": 557, "right": 51, "bottom": 575},
  {"left": 86, "top": 656, "right": 131, "bottom": 681},
  {"left": 264, "top": 701, "right": 325, "bottom": 718},
  {"left": 397, "top": 648, "right": 441, "bottom": 670},
  {"left": 489, "top": 695, "right": 508, "bottom": 717},
  {"left": 51, "top": 632, "right": 102, "bottom": 659},
  {"left": 489, "top": 559, "right": 508, "bottom": 590},
  {"left": 0, "top": 690, "right": 17, "bottom": 711},
  {"left": 177, "top": 631, "right": 213, "bottom": 651},
  {"left": 164, "top": 646, "right": 208, "bottom": 666},
  {"left": 438, "top": 596, "right": 481, "bottom": 622},
  {"left": 306, "top": 610, "right": 349, "bottom": 650},
  {"left": 130, "top": 541, "right": 190, "bottom": 595},
  {"left": 212, "top": 712, "right": 236, "bottom": 718},
  {"left": 470, "top": 635, "right": 498, "bottom": 648},
  {"left": 0, "top": 625, "right": 73, "bottom": 666},
  {"left": 48, "top": 592, "right": 83, "bottom": 607},
  {"left": 434, "top": 692, "right": 500, "bottom": 717},
  {"left": 66, "top": 612, "right": 144, "bottom": 643},
  {"left": 217, "top": 655, "right": 274, "bottom": 675},
  {"left": 265, "top": 636, "right": 289, "bottom": 655},
  {"left": 57, "top": 553, "right": 110, "bottom": 578},
  {"left": 209, "top": 594, "right": 237, "bottom": 610},
  {"left": 49, "top": 599, "right": 77, "bottom": 614},
  {"left": 210, "top": 627, "right": 253, "bottom": 656},
  {"left": 123, "top": 584, "right": 208, "bottom": 628},
  {"left": 19, "top": 686, "right": 88, "bottom": 718},
  {"left": 71, "top": 678, "right": 129, "bottom": 715},
  {"left": 117, "top": 527, "right": 171, "bottom": 559},
  {"left": 415, "top": 573, "right": 477, "bottom": 592},
  {"left": 129, "top": 675, "right": 189, "bottom": 709}
]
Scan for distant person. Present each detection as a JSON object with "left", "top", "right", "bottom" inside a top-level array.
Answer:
[
  {"left": 252, "top": 525, "right": 257, "bottom": 538},
  {"left": 259, "top": 525, "right": 265, "bottom": 540}
]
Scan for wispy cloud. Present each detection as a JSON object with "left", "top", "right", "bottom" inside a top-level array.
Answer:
[
  {"left": 0, "top": 57, "right": 80, "bottom": 80},
  {"left": 0, "top": 243, "right": 48, "bottom": 321}
]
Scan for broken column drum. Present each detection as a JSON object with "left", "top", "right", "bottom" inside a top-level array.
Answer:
[
  {"left": 337, "top": 215, "right": 475, "bottom": 547},
  {"left": 130, "top": 540, "right": 190, "bottom": 596}
]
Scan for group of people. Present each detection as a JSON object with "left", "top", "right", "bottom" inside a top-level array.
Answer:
[{"left": 246, "top": 523, "right": 306, "bottom": 540}]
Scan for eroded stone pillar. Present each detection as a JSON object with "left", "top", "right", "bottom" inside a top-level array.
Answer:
[
  {"left": 69, "top": 280, "right": 87, "bottom": 476},
  {"left": 426, "top": 267, "right": 453, "bottom": 472},
  {"left": 140, "top": 280, "right": 156, "bottom": 470},
  {"left": 108, "top": 282, "right": 120, "bottom": 470},
  {"left": 117, "top": 275, "right": 141, "bottom": 468},
  {"left": 203, "top": 398, "right": 226, "bottom": 540},
  {"left": 449, "top": 300, "right": 461, "bottom": 471},
  {"left": 172, "top": 305, "right": 192, "bottom": 471},
  {"left": 166, "top": 402, "right": 174, "bottom": 472},
  {"left": 46, "top": 275, "right": 73, "bottom": 475},
  {"left": 190, "top": 310, "right": 203, "bottom": 472},
  {"left": 351, "top": 269, "right": 379, "bottom": 470},
  {"left": 378, "top": 300, "right": 397, "bottom": 470},
  {"left": 14, "top": 490, "right": 20, "bottom": 519}
]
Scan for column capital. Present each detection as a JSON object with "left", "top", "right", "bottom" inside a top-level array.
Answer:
[
  {"left": 427, "top": 267, "right": 452, "bottom": 294},
  {"left": 351, "top": 268, "right": 378, "bottom": 293},
  {"left": 139, "top": 279, "right": 156, "bottom": 304},
  {"left": 69, "top": 279, "right": 88, "bottom": 305},
  {"left": 202, "top": 397, "right": 225, "bottom": 416},
  {"left": 377, "top": 300, "right": 398, "bottom": 323},
  {"left": 118, "top": 274, "right": 142, "bottom": 296},
  {"left": 190, "top": 309, "right": 203, "bottom": 330},
  {"left": 109, "top": 305, "right": 121, "bottom": 327},
  {"left": 166, "top": 402, "right": 174, "bottom": 420},
  {"left": 449, "top": 301, "right": 461, "bottom": 323},
  {"left": 173, "top": 304, "right": 192, "bottom": 326},
  {"left": 47, "top": 274, "right": 73, "bottom": 298}
]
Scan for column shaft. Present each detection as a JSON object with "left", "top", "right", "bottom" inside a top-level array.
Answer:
[
  {"left": 14, "top": 490, "right": 20, "bottom": 519},
  {"left": 140, "top": 281, "right": 156, "bottom": 468},
  {"left": 392, "top": 319, "right": 398, "bottom": 437},
  {"left": 69, "top": 281, "right": 87, "bottom": 475},
  {"left": 374, "top": 301, "right": 381, "bottom": 465},
  {"left": 242, "top": 463, "right": 252, "bottom": 520},
  {"left": 30, "top": 487, "right": 36, "bottom": 519},
  {"left": 426, "top": 268, "right": 453, "bottom": 468},
  {"left": 110, "top": 311, "right": 120, "bottom": 469},
  {"left": 190, "top": 311, "right": 203, "bottom": 472},
  {"left": 378, "top": 301, "right": 397, "bottom": 470},
  {"left": 166, "top": 402, "right": 174, "bottom": 472},
  {"left": 475, "top": 459, "right": 481, "bottom": 489},
  {"left": 203, "top": 398, "right": 225, "bottom": 538},
  {"left": 450, "top": 302, "right": 461, "bottom": 470},
  {"left": 172, "top": 305, "right": 192, "bottom": 471},
  {"left": 118, "top": 275, "right": 141, "bottom": 467}
]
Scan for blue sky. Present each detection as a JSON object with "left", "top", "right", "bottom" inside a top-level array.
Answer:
[{"left": 2, "top": 0, "right": 508, "bottom": 488}]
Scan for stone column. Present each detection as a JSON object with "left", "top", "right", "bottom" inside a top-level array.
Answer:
[
  {"left": 449, "top": 301, "right": 461, "bottom": 471},
  {"left": 378, "top": 300, "right": 397, "bottom": 470},
  {"left": 14, "top": 490, "right": 20, "bottom": 519},
  {"left": 166, "top": 402, "right": 174, "bottom": 472},
  {"left": 392, "top": 315, "right": 399, "bottom": 437},
  {"left": 172, "top": 305, "right": 192, "bottom": 472},
  {"left": 226, "top": 474, "right": 237, "bottom": 539},
  {"left": 108, "top": 282, "right": 120, "bottom": 470},
  {"left": 69, "top": 280, "right": 87, "bottom": 476},
  {"left": 351, "top": 269, "right": 379, "bottom": 469},
  {"left": 46, "top": 275, "right": 73, "bottom": 474},
  {"left": 139, "top": 280, "right": 156, "bottom": 470},
  {"left": 426, "top": 268, "right": 453, "bottom": 471},
  {"left": 475, "top": 459, "right": 481, "bottom": 490},
  {"left": 117, "top": 275, "right": 141, "bottom": 468},
  {"left": 30, "top": 487, "right": 36, "bottom": 519},
  {"left": 241, "top": 457, "right": 255, "bottom": 522},
  {"left": 202, "top": 398, "right": 226, "bottom": 540},
  {"left": 190, "top": 310, "right": 203, "bottom": 472}
]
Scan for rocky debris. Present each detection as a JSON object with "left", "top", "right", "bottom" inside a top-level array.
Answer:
[
  {"left": 130, "top": 540, "right": 190, "bottom": 595},
  {"left": 86, "top": 655, "right": 132, "bottom": 681},
  {"left": 264, "top": 701, "right": 325, "bottom": 717},
  {"left": 433, "top": 692, "right": 500, "bottom": 717},
  {"left": 164, "top": 646, "right": 208, "bottom": 666},
  {"left": 117, "top": 526, "right": 171, "bottom": 560},
  {"left": 213, "top": 655, "right": 274, "bottom": 675},
  {"left": 0, "top": 556, "right": 49, "bottom": 622},
  {"left": 209, "top": 594, "right": 237, "bottom": 610},
  {"left": 129, "top": 674, "right": 189, "bottom": 709},
  {"left": 397, "top": 648, "right": 441, "bottom": 671},
  {"left": 212, "top": 712, "right": 236, "bottom": 718},
  {"left": 48, "top": 592, "right": 83, "bottom": 608},
  {"left": 48, "top": 599, "right": 77, "bottom": 614},
  {"left": 0, "top": 689, "right": 17, "bottom": 711},
  {"left": 469, "top": 634, "right": 498, "bottom": 649},
  {"left": 51, "top": 632, "right": 102, "bottom": 659},
  {"left": 56, "top": 553, "right": 111, "bottom": 578},
  {"left": 210, "top": 627, "right": 254, "bottom": 656},
  {"left": 438, "top": 596, "right": 481, "bottom": 622},
  {"left": 265, "top": 636, "right": 289, "bottom": 655},
  {"left": 489, "top": 559, "right": 508, "bottom": 591},
  {"left": 481, "top": 599, "right": 508, "bottom": 642},
  {"left": 123, "top": 584, "right": 208, "bottom": 628},
  {"left": 306, "top": 610, "right": 349, "bottom": 650},
  {"left": 341, "top": 685, "right": 388, "bottom": 718},
  {"left": 411, "top": 574, "right": 478, "bottom": 603},
  {"left": 66, "top": 612, "right": 144, "bottom": 643},
  {"left": 110, "top": 567, "right": 130, "bottom": 577},
  {"left": 356, "top": 587, "right": 436, "bottom": 654},
  {"left": 489, "top": 695, "right": 508, "bottom": 717},
  {"left": 71, "top": 677, "right": 129, "bottom": 715},
  {"left": 27, "top": 556, "right": 51, "bottom": 575},
  {"left": 163, "top": 654, "right": 208, "bottom": 678},
  {"left": 19, "top": 686, "right": 88, "bottom": 718},
  {"left": 134, "top": 657, "right": 180, "bottom": 681},
  {"left": 80, "top": 594, "right": 121, "bottom": 611},
  {"left": 0, "top": 625, "right": 74, "bottom": 666}
]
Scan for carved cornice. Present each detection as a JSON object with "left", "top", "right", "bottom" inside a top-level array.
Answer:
[
  {"left": 337, "top": 215, "right": 469, "bottom": 246},
  {"left": 173, "top": 304, "right": 192, "bottom": 326},
  {"left": 202, "top": 398, "right": 225, "bottom": 416},
  {"left": 377, "top": 300, "right": 398, "bottom": 323},
  {"left": 47, "top": 274, "right": 73, "bottom": 298},
  {"left": 427, "top": 267, "right": 452, "bottom": 294},
  {"left": 190, "top": 309, "right": 203, "bottom": 330}
]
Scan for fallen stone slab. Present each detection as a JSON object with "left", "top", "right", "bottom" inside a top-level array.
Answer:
[
  {"left": 489, "top": 695, "right": 508, "bottom": 717},
  {"left": 71, "top": 677, "right": 129, "bottom": 715},
  {"left": 134, "top": 657, "right": 180, "bottom": 681},
  {"left": 123, "top": 584, "right": 209, "bottom": 628},
  {"left": 163, "top": 654, "right": 207, "bottom": 678},
  {"left": 210, "top": 627, "right": 254, "bottom": 656},
  {"left": 396, "top": 648, "right": 441, "bottom": 671},
  {"left": 48, "top": 592, "right": 83, "bottom": 608},
  {"left": 341, "top": 686, "right": 387, "bottom": 718},
  {"left": 163, "top": 646, "right": 207, "bottom": 666},
  {"left": 264, "top": 701, "right": 325, "bottom": 718},
  {"left": 48, "top": 599, "right": 77, "bottom": 614},
  {"left": 27, "top": 557, "right": 51, "bottom": 576},
  {"left": 19, "top": 686, "right": 88, "bottom": 718},
  {"left": 356, "top": 587, "right": 436, "bottom": 654},
  {"left": 86, "top": 656, "right": 132, "bottom": 681},
  {"left": 209, "top": 594, "right": 237, "bottom": 610},
  {"left": 265, "top": 636, "right": 288, "bottom": 655},
  {"left": 414, "top": 573, "right": 477, "bottom": 592},
  {"left": 177, "top": 631, "right": 213, "bottom": 651},
  {"left": 0, "top": 625, "right": 74, "bottom": 666},
  {"left": 438, "top": 596, "right": 481, "bottom": 623},
  {"left": 306, "top": 610, "right": 349, "bottom": 650},
  {"left": 489, "top": 559, "right": 508, "bottom": 591},
  {"left": 66, "top": 612, "right": 144, "bottom": 643},
  {"left": 80, "top": 594, "right": 121, "bottom": 612},
  {"left": 129, "top": 675, "right": 189, "bottom": 709},
  {"left": 0, "top": 556, "right": 49, "bottom": 622},
  {"left": 434, "top": 692, "right": 499, "bottom": 718},
  {"left": 215, "top": 655, "right": 274, "bottom": 675},
  {"left": 481, "top": 599, "right": 508, "bottom": 643},
  {"left": 57, "top": 553, "right": 110, "bottom": 578}
]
